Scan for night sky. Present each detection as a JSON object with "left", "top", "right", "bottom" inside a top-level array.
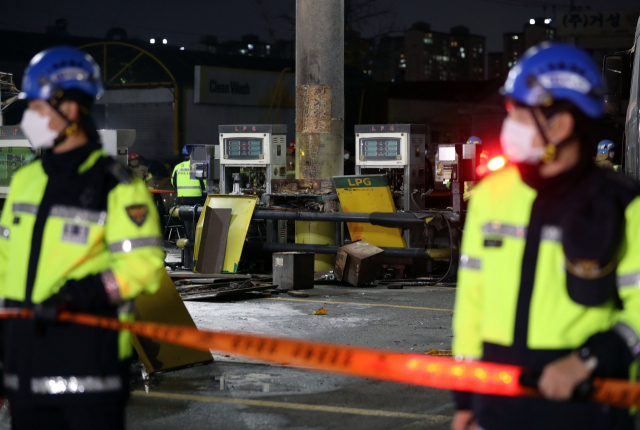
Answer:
[{"left": 2, "top": 0, "right": 638, "bottom": 52}]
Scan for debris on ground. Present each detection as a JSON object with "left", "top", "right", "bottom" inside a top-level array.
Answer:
[
  {"left": 387, "top": 284, "right": 404, "bottom": 289},
  {"left": 174, "top": 275, "right": 276, "bottom": 300},
  {"left": 314, "top": 270, "right": 336, "bottom": 282},
  {"left": 313, "top": 308, "right": 328, "bottom": 315},
  {"left": 287, "top": 290, "right": 310, "bottom": 298}
]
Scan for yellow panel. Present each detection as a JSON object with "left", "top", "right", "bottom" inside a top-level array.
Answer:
[
  {"left": 133, "top": 269, "right": 213, "bottom": 374},
  {"left": 295, "top": 221, "right": 336, "bottom": 271},
  {"left": 195, "top": 195, "right": 258, "bottom": 274},
  {"left": 333, "top": 175, "right": 406, "bottom": 248}
]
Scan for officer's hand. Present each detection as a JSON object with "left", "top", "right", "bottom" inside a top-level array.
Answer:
[
  {"left": 538, "top": 353, "right": 592, "bottom": 400},
  {"left": 451, "top": 411, "right": 477, "bottom": 430},
  {"left": 33, "top": 293, "right": 68, "bottom": 324}
]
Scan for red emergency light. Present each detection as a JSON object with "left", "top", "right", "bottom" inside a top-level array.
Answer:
[
  {"left": 477, "top": 155, "right": 507, "bottom": 177},
  {"left": 488, "top": 156, "right": 506, "bottom": 171}
]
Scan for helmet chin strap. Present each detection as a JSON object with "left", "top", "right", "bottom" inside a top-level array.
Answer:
[
  {"left": 47, "top": 99, "right": 79, "bottom": 147},
  {"left": 529, "top": 106, "right": 561, "bottom": 164}
]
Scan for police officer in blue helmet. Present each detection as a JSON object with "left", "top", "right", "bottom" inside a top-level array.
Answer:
[
  {"left": 595, "top": 139, "right": 616, "bottom": 170},
  {"left": 452, "top": 43, "right": 640, "bottom": 430},
  {"left": 1, "top": 47, "right": 164, "bottom": 430}
]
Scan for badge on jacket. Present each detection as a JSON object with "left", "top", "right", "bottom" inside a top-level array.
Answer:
[
  {"left": 126, "top": 205, "right": 149, "bottom": 227},
  {"left": 62, "top": 223, "right": 89, "bottom": 245}
]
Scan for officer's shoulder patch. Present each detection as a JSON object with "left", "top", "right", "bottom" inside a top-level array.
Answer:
[
  {"left": 126, "top": 204, "right": 149, "bottom": 227},
  {"left": 108, "top": 161, "right": 134, "bottom": 185}
]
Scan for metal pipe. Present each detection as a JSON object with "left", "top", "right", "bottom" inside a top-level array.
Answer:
[
  {"left": 334, "top": 222, "right": 341, "bottom": 246},
  {"left": 175, "top": 206, "right": 432, "bottom": 229},
  {"left": 254, "top": 210, "right": 428, "bottom": 229},
  {"left": 243, "top": 242, "right": 449, "bottom": 260}
]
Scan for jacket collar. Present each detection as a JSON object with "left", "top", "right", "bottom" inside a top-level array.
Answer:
[{"left": 42, "top": 140, "right": 102, "bottom": 177}]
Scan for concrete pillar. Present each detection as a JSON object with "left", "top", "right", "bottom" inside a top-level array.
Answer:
[{"left": 295, "top": 0, "right": 345, "bottom": 271}]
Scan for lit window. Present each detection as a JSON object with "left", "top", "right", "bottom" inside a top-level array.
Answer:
[
  {"left": 529, "top": 18, "right": 535, "bottom": 25},
  {"left": 162, "top": 39, "right": 167, "bottom": 44},
  {"left": 512, "top": 35, "right": 518, "bottom": 40},
  {"left": 461, "top": 53, "right": 466, "bottom": 58},
  {"left": 150, "top": 38, "right": 155, "bottom": 44},
  {"left": 424, "top": 38, "right": 433, "bottom": 44},
  {"left": 240, "top": 49, "right": 247, "bottom": 54},
  {"left": 460, "top": 47, "right": 465, "bottom": 52},
  {"left": 248, "top": 44, "right": 254, "bottom": 50},
  {"left": 180, "top": 47, "right": 185, "bottom": 51},
  {"left": 544, "top": 18, "right": 552, "bottom": 24}
]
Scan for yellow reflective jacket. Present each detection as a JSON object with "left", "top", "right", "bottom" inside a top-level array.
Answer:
[
  {"left": 0, "top": 141, "right": 164, "bottom": 405},
  {"left": 453, "top": 165, "right": 640, "bottom": 428},
  {"left": 171, "top": 160, "right": 204, "bottom": 198}
]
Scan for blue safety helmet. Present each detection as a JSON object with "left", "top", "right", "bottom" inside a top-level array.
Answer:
[
  {"left": 597, "top": 140, "right": 615, "bottom": 154},
  {"left": 501, "top": 43, "right": 604, "bottom": 118},
  {"left": 182, "top": 145, "right": 189, "bottom": 155},
  {"left": 466, "top": 136, "right": 482, "bottom": 144},
  {"left": 19, "top": 46, "right": 104, "bottom": 101}
]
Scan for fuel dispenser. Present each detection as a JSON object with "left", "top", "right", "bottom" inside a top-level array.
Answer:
[
  {"left": 435, "top": 142, "right": 482, "bottom": 214},
  {"left": 355, "top": 124, "right": 427, "bottom": 247},
  {"left": 188, "top": 144, "right": 220, "bottom": 195},
  {"left": 355, "top": 124, "right": 427, "bottom": 211},
  {"left": 98, "top": 129, "right": 135, "bottom": 166},
  {"left": 219, "top": 124, "right": 287, "bottom": 195},
  {"left": 0, "top": 125, "right": 34, "bottom": 200}
]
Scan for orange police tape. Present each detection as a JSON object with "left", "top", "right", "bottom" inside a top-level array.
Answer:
[{"left": 0, "top": 308, "right": 639, "bottom": 409}]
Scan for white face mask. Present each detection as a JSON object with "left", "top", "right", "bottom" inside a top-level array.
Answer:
[
  {"left": 344, "top": 153, "right": 350, "bottom": 160},
  {"left": 20, "top": 109, "right": 61, "bottom": 149},
  {"left": 500, "top": 117, "right": 545, "bottom": 164}
]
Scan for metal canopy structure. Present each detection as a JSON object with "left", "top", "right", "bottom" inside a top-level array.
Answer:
[{"left": 79, "top": 42, "right": 181, "bottom": 154}]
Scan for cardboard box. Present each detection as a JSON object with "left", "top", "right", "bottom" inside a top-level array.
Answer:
[
  {"left": 273, "top": 252, "right": 315, "bottom": 290},
  {"left": 334, "top": 241, "right": 384, "bottom": 287}
]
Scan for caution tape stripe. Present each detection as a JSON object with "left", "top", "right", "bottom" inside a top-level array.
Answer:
[{"left": 2, "top": 309, "right": 640, "bottom": 409}]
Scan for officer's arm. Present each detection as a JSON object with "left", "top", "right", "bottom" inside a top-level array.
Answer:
[
  {"left": 171, "top": 167, "right": 177, "bottom": 188},
  {"left": 104, "top": 178, "right": 165, "bottom": 301},
  {"left": 0, "top": 184, "right": 16, "bottom": 293},
  {"left": 587, "top": 198, "right": 640, "bottom": 374},
  {"left": 451, "top": 188, "right": 485, "bottom": 409},
  {"left": 452, "top": 194, "right": 484, "bottom": 359}
]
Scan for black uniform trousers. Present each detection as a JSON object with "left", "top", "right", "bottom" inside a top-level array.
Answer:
[{"left": 11, "top": 404, "right": 125, "bottom": 430}]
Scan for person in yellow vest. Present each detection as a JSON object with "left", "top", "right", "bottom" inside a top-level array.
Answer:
[
  {"left": 0, "top": 47, "right": 164, "bottom": 429},
  {"left": 171, "top": 145, "right": 206, "bottom": 205},
  {"left": 452, "top": 43, "right": 640, "bottom": 430}
]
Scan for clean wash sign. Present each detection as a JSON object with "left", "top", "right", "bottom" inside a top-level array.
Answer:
[{"left": 194, "top": 66, "right": 295, "bottom": 107}]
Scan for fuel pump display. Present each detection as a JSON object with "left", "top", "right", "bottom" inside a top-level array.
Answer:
[{"left": 219, "top": 124, "right": 287, "bottom": 196}]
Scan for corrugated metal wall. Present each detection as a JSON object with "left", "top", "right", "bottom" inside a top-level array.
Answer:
[{"left": 93, "top": 103, "right": 174, "bottom": 160}]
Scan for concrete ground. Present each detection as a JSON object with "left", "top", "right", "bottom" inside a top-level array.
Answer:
[{"left": 128, "top": 284, "right": 456, "bottom": 430}]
